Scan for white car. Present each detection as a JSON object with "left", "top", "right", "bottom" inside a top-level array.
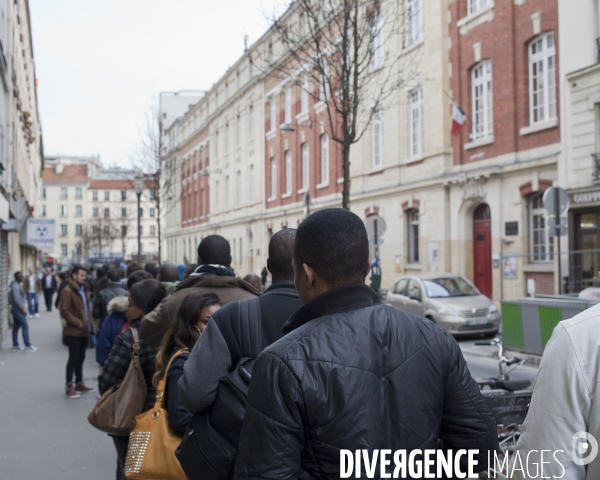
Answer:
[{"left": 386, "top": 274, "right": 501, "bottom": 336}]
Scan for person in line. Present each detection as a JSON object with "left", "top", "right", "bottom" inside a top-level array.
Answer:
[
  {"left": 141, "top": 235, "right": 260, "bottom": 351},
  {"left": 59, "top": 265, "right": 95, "bottom": 398},
  {"left": 242, "top": 273, "right": 262, "bottom": 293},
  {"left": 126, "top": 261, "right": 143, "bottom": 278},
  {"left": 234, "top": 209, "right": 499, "bottom": 479},
  {"left": 260, "top": 266, "right": 268, "bottom": 292},
  {"left": 183, "top": 264, "right": 198, "bottom": 280},
  {"left": 42, "top": 267, "right": 57, "bottom": 312},
  {"left": 24, "top": 267, "right": 42, "bottom": 319},
  {"left": 99, "top": 279, "right": 166, "bottom": 479},
  {"left": 9, "top": 272, "right": 37, "bottom": 352},
  {"left": 92, "top": 266, "right": 108, "bottom": 304},
  {"left": 154, "top": 291, "right": 221, "bottom": 436},
  {"left": 512, "top": 303, "right": 600, "bottom": 479},
  {"left": 54, "top": 271, "right": 69, "bottom": 310},
  {"left": 93, "top": 269, "right": 127, "bottom": 331},
  {"left": 157, "top": 261, "right": 179, "bottom": 295},
  {"left": 179, "top": 229, "right": 302, "bottom": 418},
  {"left": 144, "top": 262, "right": 157, "bottom": 277}
]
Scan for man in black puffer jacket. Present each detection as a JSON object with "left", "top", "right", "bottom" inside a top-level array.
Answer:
[
  {"left": 92, "top": 268, "right": 126, "bottom": 329},
  {"left": 234, "top": 209, "right": 499, "bottom": 479}
]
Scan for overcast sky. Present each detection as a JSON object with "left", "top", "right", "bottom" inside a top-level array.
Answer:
[{"left": 29, "top": 0, "right": 285, "bottom": 167}]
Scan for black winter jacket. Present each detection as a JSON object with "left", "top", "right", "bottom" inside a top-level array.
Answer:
[
  {"left": 93, "top": 282, "right": 127, "bottom": 326},
  {"left": 164, "top": 351, "right": 192, "bottom": 437},
  {"left": 178, "top": 281, "right": 302, "bottom": 414},
  {"left": 234, "top": 284, "right": 499, "bottom": 479}
]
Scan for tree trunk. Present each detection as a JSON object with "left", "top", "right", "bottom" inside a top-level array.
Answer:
[
  {"left": 157, "top": 205, "right": 162, "bottom": 264},
  {"left": 342, "top": 143, "right": 351, "bottom": 210}
]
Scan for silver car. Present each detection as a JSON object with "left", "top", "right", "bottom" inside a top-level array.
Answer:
[{"left": 385, "top": 273, "right": 501, "bottom": 336}]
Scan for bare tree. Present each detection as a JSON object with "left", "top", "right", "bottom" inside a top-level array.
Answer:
[
  {"left": 132, "top": 99, "right": 177, "bottom": 264},
  {"left": 266, "top": 0, "right": 416, "bottom": 209}
]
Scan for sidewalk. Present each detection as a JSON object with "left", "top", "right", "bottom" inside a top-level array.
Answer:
[{"left": 0, "top": 308, "right": 116, "bottom": 480}]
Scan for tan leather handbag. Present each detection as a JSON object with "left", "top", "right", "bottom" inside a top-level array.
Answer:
[
  {"left": 88, "top": 328, "right": 147, "bottom": 436},
  {"left": 124, "top": 348, "right": 189, "bottom": 480}
]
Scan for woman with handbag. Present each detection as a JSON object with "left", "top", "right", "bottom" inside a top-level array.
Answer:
[
  {"left": 98, "top": 279, "right": 167, "bottom": 479},
  {"left": 153, "top": 291, "right": 221, "bottom": 436}
]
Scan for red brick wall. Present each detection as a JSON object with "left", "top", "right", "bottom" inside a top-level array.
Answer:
[
  {"left": 181, "top": 140, "right": 210, "bottom": 228},
  {"left": 449, "top": 0, "right": 559, "bottom": 165},
  {"left": 525, "top": 272, "right": 555, "bottom": 295}
]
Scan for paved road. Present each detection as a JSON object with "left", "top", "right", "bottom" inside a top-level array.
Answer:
[{"left": 0, "top": 308, "right": 539, "bottom": 480}]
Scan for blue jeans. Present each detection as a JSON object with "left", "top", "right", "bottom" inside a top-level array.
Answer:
[
  {"left": 27, "top": 292, "right": 39, "bottom": 315},
  {"left": 11, "top": 308, "right": 31, "bottom": 347}
]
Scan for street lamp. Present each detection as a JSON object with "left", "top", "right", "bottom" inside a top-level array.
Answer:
[
  {"left": 134, "top": 174, "right": 144, "bottom": 262},
  {"left": 280, "top": 117, "right": 313, "bottom": 133}
]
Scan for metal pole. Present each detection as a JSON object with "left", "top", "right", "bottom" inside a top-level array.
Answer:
[
  {"left": 555, "top": 190, "right": 562, "bottom": 295},
  {"left": 374, "top": 219, "right": 379, "bottom": 261},
  {"left": 137, "top": 192, "right": 141, "bottom": 261}
]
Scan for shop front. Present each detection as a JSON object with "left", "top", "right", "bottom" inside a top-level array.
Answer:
[{"left": 568, "top": 189, "right": 600, "bottom": 292}]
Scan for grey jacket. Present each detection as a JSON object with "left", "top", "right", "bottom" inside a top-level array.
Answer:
[{"left": 9, "top": 280, "right": 26, "bottom": 312}]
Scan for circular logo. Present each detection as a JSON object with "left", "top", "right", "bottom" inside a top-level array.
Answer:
[{"left": 572, "top": 432, "right": 599, "bottom": 466}]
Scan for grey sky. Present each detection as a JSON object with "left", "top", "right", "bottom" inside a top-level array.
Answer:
[{"left": 29, "top": 0, "right": 283, "bottom": 167}]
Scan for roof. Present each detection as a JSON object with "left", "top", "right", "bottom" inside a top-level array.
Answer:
[
  {"left": 42, "top": 164, "right": 89, "bottom": 183},
  {"left": 89, "top": 179, "right": 157, "bottom": 189}
]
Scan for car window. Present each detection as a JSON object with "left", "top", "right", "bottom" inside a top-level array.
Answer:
[
  {"left": 394, "top": 279, "right": 408, "bottom": 295},
  {"left": 422, "top": 277, "right": 479, "bottom": 298},
  {"left": 407, "top": 279, "right": 421, "bottom": 299}
]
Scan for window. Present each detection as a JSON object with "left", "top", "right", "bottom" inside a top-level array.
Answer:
[
  {"left": 373, "top": 110, "right": 383, "bottom": 167},
  {"left": 468, "top": 0, "right": 492, "bottom": 15},
  {"left": 236, "top": 115, "right": 241, "bottom": 146},
  {"left": 236, "top": 170, "right": 242, "bottom": 205},
  {"left": 61, "top": 224, "right": 67, "bottom": 236},
  {"left": 408, "top": 209, "right": 420, "bottom": 263},
  {"left": 92, "top": 226, "right": 99, "bottom": 235},
  {"left": 93, "top": 207, "right": 98, "bottom": 218},
  {"left": 225, "top": 176, "right": 230, "bottom": 209},
  {"left": 530, "top": 194, "right": 554, "bottom": 262},
  {"left": 61, "top": 244, "right": 67, "bottom": 256},
  {"left": 41, "top": 187, "right": 46, "bottom": 199},
  {"left": 41, "top": 205, "right": 46, "bottom": 217},
  {"left": 93, "top": 190, "right": 98, "bottom": 201},
  {"left": 121, "top": 190, "right": 127, "bottom": 201},
  {"left": 319, "top": 57, "right": 329, "bottom": 102},
  {"left": 150, "top": 226, "right": 156, "bottom": 236},
  {"left": 371, "top": 14, "right": 384, "bottom": 69},
  {"left": 410, "top": 88, "right": 425, "bottom": 157},
  {"left": 225, "top": 123, "right": 229, "bottom": 153},
  {"left": 249, "top": 105, "right": 255, "bottom": 140},
  {"left": 270, "top": 157, "right": 277, "bottom": 198},
  {"left": 60, "top": 205, "right": 68, "bottom": 217},
  {"left": 215, "top": 130, "right": 219, "bottom": 158},
  {"left": 75, "top": 224, "right": 82, "bottom": 236},
  {"left": 320, "top": 134, "right": 329, "bottom": 185},
  {"left": 236, "top": 72, "right": 240, "bottom": 91},
  {"left": 121, "top": 208, "right": 127, "bottom": 218},
  {"left": 285, "top": 86, "right": 292, "bottom": 124},
  {"left": 529, "top": 33, "right": 556, "bottom": 125},
  {"left": 104, "top": 191, "right": 110, "bottom": 201},
  {"left": 104, "top": 208, "right": 110, "bottom": 218},
  {"left": 302, "top": 143, "right": 309, "bottom": 190},
  {"left": 215, "top": 92, "right": 219, "bottom": 109},
  {"left": 249, "top": 164, "right": 256, "bottom": 202},
  {"left": 215, "top": 180, "right": 220, "bottom": 210},
  {"left": 146, "top": 207, "right": 154, "bottom": 218},
  {"left": 104, "top": 226, "right": 110, "bottom": 236},
  {"left": 472, "top": 61, "right": 493, "bottom": 140},
  {"left": 75, "top": 205, "right": 82, "bottom": 217},
  {"left": 121, "top": 226, "right": 128, "bottom": 237},
  {"left": 139, "top": 208, "right": 143, "bottom": 217},
  {"left": 269, "top": 96, "right": 276, "bottom": 132},
  {"left": 249, "top": 59, "right": 253, "bottom": 78},
  {"left": 301, "top": 74, "right": 309, "bottom": 113},
  {"left": 150, "top": 242, "right": 156, "bottom": 253},
  {"left": 267, "top": 43, "right": 273, "bottom": 64},
  {"left": 285, "top": 151, "right": 292, "bottom": 195},
  {"left": 139, "top": 226, "right": 143, "bottom": 236},
  {"left": 149, "top": 190, "right": 156, "bottom": 200},
  {"left": 60, "top": 187, "right": 67, "bottom": 199},
  {"left": 406, "top": 0, "right": 423, "bottom": 47},
  {"left": 75, "top": 188, "right": 82, "bottom": 199},
  {"left": 76, "top": 244, "right": 82, "bottom": 256}
]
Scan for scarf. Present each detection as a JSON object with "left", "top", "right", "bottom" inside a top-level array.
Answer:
[{"left": 191, "top": 264, "right": 236, "bottom": 278}]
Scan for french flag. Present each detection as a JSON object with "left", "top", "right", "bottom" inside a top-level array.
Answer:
[{"left": 451, "top": 102, "right": 467, "bottom": 136}]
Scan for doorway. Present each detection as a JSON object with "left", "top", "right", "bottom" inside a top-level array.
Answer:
[
  {"left": 473, "top": 204, "right": 492, "bottom": 298},
  {"left": 571, "top": 210, "right": 600, "bottom": 291}
]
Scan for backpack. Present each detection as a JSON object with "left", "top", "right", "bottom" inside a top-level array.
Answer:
[{"left": 176, "top": 298, "right": 261, "bottom": 480}]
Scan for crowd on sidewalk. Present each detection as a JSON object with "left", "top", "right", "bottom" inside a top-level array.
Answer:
[{"left": 6, "top": 208, "right": 600, "bottom": 479}]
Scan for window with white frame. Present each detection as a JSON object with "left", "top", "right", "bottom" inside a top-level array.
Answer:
[
  {"left": 472, "top": 61, "right": 493, "bottom": 140},
  {"left": 236, "top": 115, "right": 241, "bottom": 146},
  {"left": 75, "top": 187, "right": 82, "bottom": 199},
  {"left": 236, "top": 170, "right": 242, "bottom": 205},
  {"left": 249, "top": 105, "right": 255, "bottom": 140},
  {"left": 150, "top": 226, "right": 156, "bottom": 236},
  {"left": 302, "top": 143, "right": 309, "bottom": 190},
  {"left": 408, "top": 209, "right": 420, "bottom": 263},
  {"left": 410, "top": 88, "right": 424, "bottom": 158},
  {"left": 285, "top": 86, "right": 292, "bottom": 124},
  {"left": 122, "top": 208, "right": 127, "bottom": 218},
  {"left": 530, "top": 193, "right": 554, "bottom": 262},
  {"left": 60, "top": 205, "right": 68, "bottom": 217},
  {"left": 529, "top": 32, "right": 556, "bottom": 125},
  {"left": 150, "top": 208, "right": 155, "bottom": 217},
  {"left": 319, "top": 57, "right": 329, "bottom": 102},
  {"left": 320, "top": 134, "right": 329, "bottom": 185},
  {"left": 468, "top": 0, "right": 492, "bottom": 15},
  {"left": 92, "top": 207, "right": 98, "bottom": 218},
  {"left": 93, "top": 190, "right": 98, "bottom": 201},
  {"left": 75, "top": 205, "right": 82, "bottom": 217},
  {"left": 60, "top": 187, "right": 67, "bottom": 199},
  {"left": 41, "top": 187, "right": 46, "bottom": 199},
  {"left": 406, "top": 0, "right": 423, "bottom": 47},
  {"left": 249, "top": 164, "right": 256, "bottom": 202},
  {"left": 371, "top": 14, "right": 384, "bottom": 69},
  {"left": 104, "top": 208, "right": 110, "bottom": 218},
  {"left": 104, "top": 191, "right": 110, "bottom": 201},
  {"left": 285, "top": 151, "right": 292, "bottom": 195},
  {"left": 225, "top": 175, "right": 230, "bottom": 209},
  {"left": 61, "top": 244, "right": 67, "bottom": 257},
  {"left": 75, "top": 224, "right": 82, "bottom": 236},
  {"left": 301, "top": 74, "right": 309, "bottom": 113},
  {"left": 373, "top": 110, "right": 383, "bottom": 167},
  {"left": 270, "top": 157, "right": 277, "bottom": 198},
  {"left": 270, "top": 96, "right": 276, "bottom": 132},
  {"left": 215, "top": 180, "right": 220, "bottom": 210},
  {"left": 61, "top": 224, "right": 67, "bottom": 236},
  {"left": 42, "top": 205, "right": 46, "bottom": 217},
  {"left": 225, "top": 123, "right": 229, "bottom": 153}
]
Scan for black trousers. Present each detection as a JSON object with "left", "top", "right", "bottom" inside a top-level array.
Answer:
[
  {"left": 112, "top": 435, "right": 129, "bottom": 480},
  {"left": 43, "top": 289, "right": 54, "bottom": 311},
  {"left": 64, "top": 335, "right": 88, "bottom": 384}
]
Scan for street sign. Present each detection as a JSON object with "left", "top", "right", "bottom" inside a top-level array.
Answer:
[
  {"left": 27, "top": 218, "right": 55, "bottom": 251},
  {"left": 543, "top": 187, "right": 569, "bottom": 217},
  {"left": 547, "top": 217, "right": 568, "bottom": 237},
  {"left": 365, "top": 214, "right": 387, "bottom": 239}
]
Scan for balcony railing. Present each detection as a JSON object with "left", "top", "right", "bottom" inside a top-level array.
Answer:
[{"left": 593, "top": 152, "right": 600, "bottom": 180}]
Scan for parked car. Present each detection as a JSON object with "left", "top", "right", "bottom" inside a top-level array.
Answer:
[{"left": 385, "top": 273, "right": 500, "bottom": 336}]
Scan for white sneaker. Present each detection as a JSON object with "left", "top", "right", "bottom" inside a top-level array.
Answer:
[
  {"left": 24, "top": 345, "right": 38, "bottom": 352},
  {"left": 34, "top": 313, "right": 39, "bottom": 318},
  {"left": 12, "top": 346, "right": 24, "bottom": 352}
]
